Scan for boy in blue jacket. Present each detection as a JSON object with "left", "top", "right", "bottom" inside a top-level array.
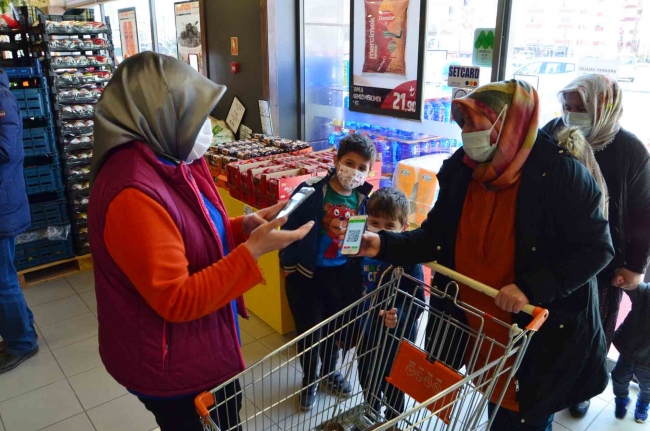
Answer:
[
  {"left": 611, "top": 281, "right": 650, "bottom": 423},
  {"left": 355, "top": 188, "right": 425, "bottom": 421},
  {"left": 280, "top": 134, "right": 377, "bottom": 411}
]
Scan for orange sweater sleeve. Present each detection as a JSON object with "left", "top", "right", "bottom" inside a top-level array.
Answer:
[{"left": 104, "top": 188, "right": 263, "bottom": 323}]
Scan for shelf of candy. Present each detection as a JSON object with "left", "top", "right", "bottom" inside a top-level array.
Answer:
[
  {"left": 56, "top": 86, "right": 103, "bottom": 104},
  {"left": 50, "top": 54, "right": 112, "bottom": 69},
  {"left": 46, "top": 37, "right": 111, "bottom": 51},
  {"left": 66, "top": 177, "right": 90, "bottom": 196},
  {"left": 62, "top": 134, "right": 93, "bottom": 152},
  {"left": 39, "top": 20, "right": 109, "bottom": 35},
  {"left": 54, "top": 70, "right": 111, "bottom": 86},
  {"left": 62, "top": 147, "right": 92, "bottom": 166},
  {"left": 61, "top": 119, "right": 93, "bottom": 135},
  {"left": 220, "top": 147, "right": 381, "bottom": 208},
  {"left": 59, "top": 104, "right": 94, "bottom": 120}
]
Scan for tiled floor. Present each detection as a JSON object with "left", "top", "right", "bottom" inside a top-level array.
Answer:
[{"left": 0, "top": 271, "right": 646, "bottom": 430}]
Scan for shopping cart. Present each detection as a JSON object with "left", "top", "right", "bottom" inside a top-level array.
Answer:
[{"left": 195, "top": 262, "right": 549, "bottom": 431}]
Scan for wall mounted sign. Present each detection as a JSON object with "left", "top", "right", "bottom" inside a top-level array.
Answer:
[
  {"left": 174, "top": 1, "right": 203, "bottom": 73},
  {"left": 118, "top": 7, "right": 139, "bottom": 59},
  {"left": 447, "top": 65, "right": 480, "bottom": 88},
  {"left": 349, "top": 0, "right": 429, "bottom": 120},
  {"left": 472, "top": 28, "right": 495, "bottom": 67},
  {"left": 231, "top": 37, "right": 239, "bottom": 56}
]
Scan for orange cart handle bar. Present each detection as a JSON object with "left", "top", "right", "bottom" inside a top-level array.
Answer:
[{"left": 425, "top": 262, "right": 549, "bottom": 332}]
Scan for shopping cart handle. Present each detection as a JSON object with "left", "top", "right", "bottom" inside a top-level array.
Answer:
[
  {"left": 425, "top": 262, "right": 549, "bottom": 331},
  {"left": 195, "top": 391, "right": 215, "bottom": 423}
]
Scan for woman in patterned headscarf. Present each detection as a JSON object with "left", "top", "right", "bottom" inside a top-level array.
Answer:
[
  {"left": 356, "top": 80, "right": 614, "bottom": 430},
  {"left": 543, "top": 73, "right": 650, "bottom": 418}
]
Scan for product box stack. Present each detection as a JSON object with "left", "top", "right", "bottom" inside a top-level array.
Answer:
[
  {"left": 216, "top": 146, "right": 381, "bottom": 209},
  {"left": 28, "top": 11, "right": 114, "bottom": 255},
  {"left": 1, "top": 17, "right": 74, "bottom": 270}
]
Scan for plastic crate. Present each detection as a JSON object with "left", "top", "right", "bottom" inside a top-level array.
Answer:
[
  {"left": 4, "top": 61, "right": 42, "bottom": 78},
  {"left": 29, "top": 198, "right": 69, "bottom": 230},
  {"left": 14, "top": 235, "right": 74, "bottom": 271},
  {"left": 11, "top": 87, "right": 50, "bottom": 118},
  {"left": 23, "top": 163, "right": 63, "bottom": 195},
  {"left": 23, "top": 127, "right": 56, "bottom": 156}
]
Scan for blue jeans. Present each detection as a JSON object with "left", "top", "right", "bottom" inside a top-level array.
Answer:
[
  {"left": 488, "top": 403, "right": 554, "bottom": 431},
  {"left": 0, "top": 236, "right": 37, "bottom": 355},
  {"left": 612, "top": 355, "right": 650, "bottom": 404}
]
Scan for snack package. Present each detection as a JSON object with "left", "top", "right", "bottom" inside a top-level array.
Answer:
[{"left": 363, "top": 0, "right": 409, "bottom": 75}]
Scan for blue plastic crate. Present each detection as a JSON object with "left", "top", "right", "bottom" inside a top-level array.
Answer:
[
  {"left": 29, "top": 198, "right": 69, "bottom": 230},
  {"left": 23, "top": 163, "right": 63, "bottom": 195},
  {"left": 11, "top": 88, "right": 50, "bottom": 118},
  {"left": 4, "top": 64, "right": 42, "bottom": 79},
  {"left": 23, "top": 127, "right": 56, "bottom": 156},
  {"left": 14, "top": 235, "right": 74, "bottom": 271}
]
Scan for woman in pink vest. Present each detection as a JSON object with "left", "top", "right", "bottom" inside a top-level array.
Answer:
[{"left": 88, "top": 52, "right": 313, "bottom": 431}]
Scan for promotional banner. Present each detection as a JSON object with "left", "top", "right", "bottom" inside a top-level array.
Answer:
[
  {"left": 350, "top": 0, "right": 428, "bottom": 120},
  {"left": 118, "top": 8, "right": 139, "bottom": 60},
  {"left": 174, "top": 1, "right": 203, "bottom": 73}
]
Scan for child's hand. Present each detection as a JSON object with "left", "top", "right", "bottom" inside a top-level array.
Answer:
[{"left": 379, "top": 308, "right": 398, "bottom": 328}]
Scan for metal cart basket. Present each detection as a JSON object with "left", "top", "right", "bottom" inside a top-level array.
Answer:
[{"left": 195, "top": 262, "right": 549, "bottom": 431}]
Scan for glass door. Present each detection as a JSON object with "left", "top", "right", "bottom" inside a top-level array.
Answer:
[{"left": 503, "top": 0, "right": 650, "bottom": 146}]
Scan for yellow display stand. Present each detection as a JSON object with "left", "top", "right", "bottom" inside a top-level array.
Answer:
[{"left": 218, "top": 188, "right": 295, "bottom": 335}]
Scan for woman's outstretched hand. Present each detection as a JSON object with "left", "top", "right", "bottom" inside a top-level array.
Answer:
[
  {"left": 245, "top": 217, "right": 314, "bottom": 260},
  {"left": 242, "top": 201, "right": 287, "bottom": 236}
]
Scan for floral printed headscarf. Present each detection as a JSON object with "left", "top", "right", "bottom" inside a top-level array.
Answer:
[
  {"left": 560, "top": 74, "right": 623, "bottom": 151},
  {"left": 452, "top": 80, "right": 539, "bottom": 191}
]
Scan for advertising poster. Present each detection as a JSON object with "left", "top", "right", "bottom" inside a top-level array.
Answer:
[
  {"left": 118, "top": 8, "right": 139, "bottom": 60},
  {"left": 174, "top": 1, "right": 203, "bottom": 73},
  {"left": 350, "top": 0, "right": 428, "bottom": 120}
]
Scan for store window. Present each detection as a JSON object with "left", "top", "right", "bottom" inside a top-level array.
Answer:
[
  {"left": 102, "top": 0, "right": 153, "bottom": 63},
  {"left": 505, "top": 0, "right": 650, "bottom": 147},
  {"left": 154, "top": 0, "right": 179, "bottom": 58},
  {"left": 302, "top": 0, "right": 498, "bottom": 144}
]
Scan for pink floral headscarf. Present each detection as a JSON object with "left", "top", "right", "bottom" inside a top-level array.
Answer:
[{"left": 559, "top": 73, "right": 623, "bottom": 151}]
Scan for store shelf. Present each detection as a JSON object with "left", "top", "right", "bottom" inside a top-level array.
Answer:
[{"left": 306, "top": 102, "right": 463, "bottom": 139}]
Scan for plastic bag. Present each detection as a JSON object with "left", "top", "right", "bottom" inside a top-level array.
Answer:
[{"left": 16, "top": 225, "right": 71, "bottom": 245}]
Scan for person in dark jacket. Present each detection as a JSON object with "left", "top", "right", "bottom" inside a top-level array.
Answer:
[
  {"left": 542, "top": 74, "right": 650, "bottom": 418},
  {"left": 0, "top": 68, "right": 37, "bottom": 373},
  {"left": 355, "top": 80, "right": 614, "bottom": 430},
  {"left": 611, "top": 282, "right": 650, "bottom": 423},
  {"left": 280, "top": 134, "right": 376, "bottom": 411},
  {"left": 354, "top": 188, "right": 426, "bottom": 421}
]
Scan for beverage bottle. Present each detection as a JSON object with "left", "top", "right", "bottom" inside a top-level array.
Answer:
[
  {"left": 419, "top": 139, "right": 431, "bottom": 156},
  {"left": 396, "top": 142, "right": 420, "bottom": 162},
  {"left": 442, "top": 98, "right": 452, "bottom": 123},
  {"left": 328, "top": 126, "right": 344, "bottom": 149},
  {"left": 424, "top": 99, "right": 433, "bottom": 120},
  {"left": 382, "top": 141, "right": 397, "bottom": 175}
]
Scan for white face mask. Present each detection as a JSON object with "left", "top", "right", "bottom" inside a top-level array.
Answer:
[
  {"left": 563, "top": 111, "right": 593, "bottom": 137},
  {"left": 336, "top": 163, "right": 368, "bottom": 190},
  {"left": 367, "top": 225, "right": 381, "bottom": 233},
  {"left": 461, "top": 104, "right": 508, "bottom": 163},
  {"left": 186, "top": 119, "right": 213, "bottom": 162}
]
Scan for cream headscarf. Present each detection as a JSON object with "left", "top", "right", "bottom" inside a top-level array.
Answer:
[
  {"left": 559, "top": 73, "right": 623, "bottom": 151},
  {"left": 90, "top": 52, "right": 226, "bottom": 183}
]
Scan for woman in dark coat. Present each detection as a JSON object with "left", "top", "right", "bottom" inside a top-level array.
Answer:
[
  {"left": 357, "top": 80, "right": 614, "bottom": 430},
  {"left": 543, "top": 74, "right": 650, "bottom": 418}
]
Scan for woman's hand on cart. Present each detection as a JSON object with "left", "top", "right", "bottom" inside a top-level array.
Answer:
[
  {"left": 245, "top": 217, "right": 314, "bottom": 260},
  {"left": 380, "top": 308, "right": 399, "bottom": 328},
  {"left": 242, "top": 201, "right": 288, "bottom": 236},
  {"left": 495, "top": 284, "right": 530, "bottom": 314}
]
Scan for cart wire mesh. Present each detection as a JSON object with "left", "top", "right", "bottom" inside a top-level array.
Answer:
[{"left": 195, "top": 264, "right": 549, "bottom": 431}]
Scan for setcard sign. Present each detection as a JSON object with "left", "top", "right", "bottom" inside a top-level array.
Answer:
[{"left": 349, "top": 0, "right": 429, "bottom": 120}]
